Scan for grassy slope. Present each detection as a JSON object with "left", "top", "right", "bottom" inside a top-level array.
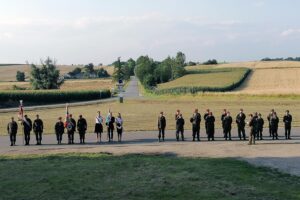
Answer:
[{"left": 0, "top": 154, "right": 299, "bottom": 200}]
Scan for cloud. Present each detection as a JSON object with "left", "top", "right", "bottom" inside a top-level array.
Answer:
[
  {"left": 281, "top": 29, "right": 300, "bottom": 37},
  {"left": 254, "top": 1, "right": 265, "bottom": 7},
  {"left": 0, "top": 32, "right": 13, "bottom": 40}
]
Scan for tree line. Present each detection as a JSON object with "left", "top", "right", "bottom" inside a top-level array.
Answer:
[{"left": 261, "top": 57, "right": 300, "bottom": 62}]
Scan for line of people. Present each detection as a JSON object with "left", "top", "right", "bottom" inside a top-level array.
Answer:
[
  {"left": 6, "top": 111, "right": 124, "bottom": 146},
  {"left": 158, "top": 109, "right": 293, "bottom": 145}
]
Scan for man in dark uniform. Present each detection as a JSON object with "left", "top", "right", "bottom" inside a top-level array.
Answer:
[
  {"left": 283, "top": 110, "right": 292, "bottom": 140},
  {"left": 77, "top": 115, "right": 87, "bottom": 144},
  {"left": 270, "top": 112, "right": 279, "bottom": 140},
  {"left": 248, "top": 114, "right": 255, "bottom": 145},
  {"left": 190, "top": 109, "right": 201, "bottom": 141},
  {"left": 68, "top": 114, "right": 76, "bottom": 144},
  {"left": 224, "top": 112, "right": 232, "bottom": 140},
  {"left": 106, "top": 112, "right": 115, "bottom": 142},
  {"left": 221, "top": 109, "right": 227, "bottom": 138},
  {"left": 176, "top": 114, "right": 185, "bottom": 141},
  {"left": 55, "top": 117, "right": 65, "bottom": 144},
  {"left": 236, "top": 109, "right": 246, "bottom": 140},
  {"left": 33, "top": 114, "right": 44, "bottom": 145},
  {"left": 253, "top": 112, "right": 259, "bottom": 140},
  {"left": 7, "top": 117, "right": 18, "bottom": 146},
  {"left": 22, "top": 115, "right": 32, "bottom": 145},
  {"left": 204, "top": 109, "right": 210, "bottom": 136},
  {"left": 267, "top": 109, "right": 275, "bottom": 137},
  {"left": 158, "top": 112, "right": 166, "bottom": 142},
  {"left": 206, "top": 112, "right": 215, "bottom": 141},
  {"left": 257, "top": 113, "right": 264, "bottom": 140}
]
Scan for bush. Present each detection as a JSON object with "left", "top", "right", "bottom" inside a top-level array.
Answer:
[
  {"left": 203, "top": 59, "right": 218, "bottom": 65},
  {"left": 16, "top": 71, "right": 25, "bottom": 82}
]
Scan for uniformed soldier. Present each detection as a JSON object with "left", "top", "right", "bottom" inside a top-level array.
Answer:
[
  {"left": 206, "top": 112, "right": 215, "bottom": 141},
  {"left": 116, "top": 113, "right": 123, "bottom": 142},
  {"left": 68, "top": 114, "right": 76, "bottom": 144},
  {"left": 106, "top": 111, "right": 115, "bottom": 142},
  {"left": 33, "top": 114, "right": 44, "bottom": 145},
  {"left": 77, "top": 115, "right": 87, "bottom": 144},
  {"left": 221, "top": 109, "right": 227, "bottom": 138},
  {"left": 224, "top": 112, "right": 232, "bottom": 140},
  {"left": 175, "top": 109, "right": 181, "bottom": 120},
  {"left": 257, "top": 113, "right": 264, "bottom": 140},
  {"left": 248, "top": 114, "right": 255, "bottom": 145},
  {"left": 204, "top": 109, "right": 210, "bottom": 136},
  {"left": 283, "top": 110, "right": 292, "bottom": 140},
  {"left": 267, "top": 109, "right": 275, "bottom": 137},
  {"left": 158, "top": 112, "right": 166, "bottom": 142},
  {"left": 253, "top": 112, "right": 259, "bottom": 140},
  {"left": 176, "top": 114, "right": 185, "bottom": 141},
  {"left": 190, "top": 109, "right": 201, "bottom": 141},
  {"left": 7, "top": 117, "right": 18, "bottom": 146},
  {"left": 22, "top": 115, "right": 32, "bottom": 145},
  {"left": 55, "top": 117, "right": 65, "bottom": 144},
  {"left": 236, "top": 109, "right": 246, "bottom": 140},
  {"left": 270, "top": 112, "right": 279, "bottom": 140}
]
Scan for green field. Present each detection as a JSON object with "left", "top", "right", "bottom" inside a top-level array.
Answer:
[{"left": 0, "top": 153, "right": 299, "bottom": 200}]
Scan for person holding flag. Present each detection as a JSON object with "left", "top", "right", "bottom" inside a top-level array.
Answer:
[
  {"left": 18, "top": 100, "right": 32, "bottom": 145},
  {"left": 64, "top": 104, "right": 76, "bottom": 144}
]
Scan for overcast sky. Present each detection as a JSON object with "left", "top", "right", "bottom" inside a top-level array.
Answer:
[{"left": 0, "top": 0, "right": 300, "bottom": 65}]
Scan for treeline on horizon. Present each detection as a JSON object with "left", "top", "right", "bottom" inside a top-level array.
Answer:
[{"left": 261, "top": 57, "right": 300, "bottom": 61}]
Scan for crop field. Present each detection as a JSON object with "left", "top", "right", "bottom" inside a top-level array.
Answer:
[
  {"left": 0, "top": 96, "right": 299, "bottom": 135},
  {"left": 0, "top": 64, "right": 114, "bottom": 82},
  {"left": 158, "top": 68, "right": 248, "bottom": 90}
]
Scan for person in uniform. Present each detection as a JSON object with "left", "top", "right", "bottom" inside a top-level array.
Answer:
[
  {"left": 158, "top": 112, "right": 166, "bottom": 142},
  {"left": 248, "top": 114, "right": 255, "bottom": 145},
  {"left": 236, "top": 109, "right": 246, "bottom": 140},
  {"left": 221, "top": 109, "right": 227, "bottom": 138},
  {"left": 253, "top": 112, "right": 259, "bottom": 140},
  {"left": 116, "top": 113, "right": 123, "bottom": 142},
  {"left": 257, "top": 113, "right": 264, "bottom": 140},
  {"left": 77, "top": 115, "right": 87, "bottom": 144},
  {"left": 67, "top": 114, "right": 76, "bottom": 144},
  {"left": 267, "top": 109, "right": 275, "bottom": 137},
  {"left": 206, "top": 112, "right": 215, "bottom": 141},
  {"left": 190, "top": 109, "right": 201, "bottom": 141},
  {"left": 204, "top": 109, "right": 210, "bottom": 136},
  {"left": 7, "top": 117, "right": 18, "bottom": 146},
  {"left": 224, "top": 112, "right": 232, "bottom": 140},
  {"left": 95, "top": 111, "right": 104, "bottom": 143},
  {"left": 106, "top": 111, "right": 115, "bottom": 142},
  {"left": 270, "top": 112, "right": 279, "bottom": 140},
  {"left": 33, "top": 114, "right": 44, "bottom": 145},
  {"left": 175, "top": 109, "right": 181, "bottom": 120},
  {"left": 283, "top": 110, "right": 292, "bottom": 140},
  {"left": 22, "top": 115, "right": 32, "bottom": 145},
  {"left": 55, "top": 117, "right": 65, "bottom": 144},
  {"left": 176, "top": 114, "right": 185, "bottom": 141}
]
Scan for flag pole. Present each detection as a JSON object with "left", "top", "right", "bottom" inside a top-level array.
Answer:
[{"left": 19, "top": 100, "right": 25, "bottom": 145}]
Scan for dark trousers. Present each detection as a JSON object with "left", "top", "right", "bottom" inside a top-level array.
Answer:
[
  {"left": 269, "top": 125, "right": 272, "bottom": 137},
  {"left": 24, "top": 131, "right": 30, "bottom": 145},
  {"left": 79, "top": 131, "right": 86, "bottom": 143},
  {"left": 117, "top": 128, "right": 123, "bottom": 141},
  {"left": 207, "top": 129, "right": 214, "bottom": 141},
  {"left": 285, "top": 127, "right": 291, "bottom": 139},
  {"left": 192, "top": 127, "right": 200, "bottom": 141},
  {"left": 176, "top": 129, "right": 184, "bottom": 141},
  {"left": 35, "top": 131, "right": 42, "bottom": 144},
  {"left": 107, "top": 127, "right": 114, "bottom": 141},
  {"left": 158, "top": 128, "right": 165, "bottom": 141},
  {"left": 68, "top": 131, "right": 75, "bottom": 144},
  {"left": 10, "top": 133, "right": 17, "bottom": 145},
  {"left": 224, "top": 128, "right": 231, "bottom": 140},
  {"left": 238, "top": 126, "right": 246, "bottom": 140},
  {"left": 56, "top": 133, "right": 63, "bottom": 143},
  {"left": 271, "top": 128, "right": 278, "bottom": 139},
  {"left": 257, "top": 129, "right": 263, "bottom": 140}
]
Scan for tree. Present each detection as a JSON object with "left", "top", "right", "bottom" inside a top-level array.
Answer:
[
  {"left": 203, "top": 59, "right": 218, "bottom": 65},
  {"left": 16, "top": 71, "right": 25, "bottom": 82},
  {"left": 127, "top": 58, "right": 136, "bottom": 76},
  {"left": 175, "top": 51, "right": 186, "bottom": 67},
  {"left": 96, "top": 68, "right": 109, "bottom": 78},
  {"left": 68, "top": 67, "right": 81, "bottom": 76},
  {"left": 113, "top": 57, "right": 125, "bottom": 81},
  {"left": 30, "top": 57, "right": 64, "bottom": 90}
]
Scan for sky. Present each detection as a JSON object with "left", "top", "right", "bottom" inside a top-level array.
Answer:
[{"left": 0, "top": 0, "right": 300, "bottom": 65}]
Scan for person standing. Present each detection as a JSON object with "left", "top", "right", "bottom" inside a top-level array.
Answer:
[
  {"left": 33, "top": 114, "right": 44, "bottom": 145},
  {"left": 95, "top": 111, "right": 104, "bottom": 143},
  {"left": 283, "top": 110, "right": 292, "bottom": 140},
  {"left": 106, "top": 111, "right": 115, "bottom": 142},
  {"left": 248, "top": 114, "right": 255, "bottom": 145},
  {"left": 7, "top": 117, "right": 18, "bottom": 146},
  {"left": 67, "top": 114, "right": 76, "bottom": 144},
  {"left": 55, "top": 117, "right": 65, "bottom": 144},
  {"left": 22, "top": 115, "right": 32, "bottom": 145},
  {"left": 224, "top": 112, "right": 233, "bottom": 140},
  {"left": 176, "top": 114, "right": 185, "bottom": 141},
  {"left": 158, "top": 112, "right": 166, "bottom": 142},
  {"left": 267, "top": 109, "right": 275, "bottom": 137},
  {"left": 270, "top": 112, "right": 279, "bottom": 140},
  {"left": 175, "top": 109, "right": 181, "bottom": 120},
  {"left": 221, "top": 109, "right": 227, "bottom": 138},
  {"left": 236, "top": 109, "right": 246, "bottom": 140},
  {"left": 206, "top": 112, "right": 215, "bottom": 141},
  {"left": 190, "top": 109, "right": 201, "bottom": 141},
  {"left": 257, "top": 113, "right": 264, "bottom": 140},
  {"left": 204, "top": 109, "right": 210, "bottom": 136},
  {"left": 77, "top": 115, "right": 87, "bottom": 144},
  {"left": 116, "top": 113, "right": 123, "bottom": 142}
]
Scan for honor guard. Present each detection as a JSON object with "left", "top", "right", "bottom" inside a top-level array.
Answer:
[
  {"left": 236, "top": 109, "right": 246, "bottom": 140},
  {"left": 77, "top": 115, "right": 87, "bottom": 144},
  {"left": 7, "top": 117, "right": 18, "bottom": 146},
  {"left": 158, "top": 112, "right": 166, "bottom": 142},
  {"left": 55, "top": 117, "right": 65, "bottom": 144},
  {"left": 190, "top": 109, "right": 201, "bottom": 141},
  {"left": 283, "top": 110, "right": 292, "bottom": 140},
  {"left": 176, "top": 114, "right": 185, "bottom": 141},
  {"left": 33, "top": 114, "right": 44, "bottom": 145},
  {"left": 22, "top": 115, "right": 32, "bottom": 145}
]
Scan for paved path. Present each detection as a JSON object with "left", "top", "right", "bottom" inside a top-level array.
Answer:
[
  {"left": 1, "top": 128, "right": 300, "bottom": 176},
  {"left": 123, "top": 76, "right": 141, "bottom": 98}
]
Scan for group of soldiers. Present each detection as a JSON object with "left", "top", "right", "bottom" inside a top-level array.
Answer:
[
  {"left": 6, "top": 111, "right": 124, "bottom": 146},
  {"left": 158, "top": 108, "right": 293, "bottom": 145}
]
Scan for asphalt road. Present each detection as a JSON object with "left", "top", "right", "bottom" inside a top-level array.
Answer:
[{"left": 123, "top": 76, "right": 141, "bottom": 98}]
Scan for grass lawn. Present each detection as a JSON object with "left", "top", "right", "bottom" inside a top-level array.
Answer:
[
  {"left": 158, "top": 68, "right": 249, "bottom": 90},
  {"left": 0, "top": 153, "right": 299, "bottom": 200}
]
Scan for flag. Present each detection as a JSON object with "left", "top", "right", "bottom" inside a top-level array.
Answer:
[
  {"left": 18, "top": 100, "right": 24, "bottom": 121},
  {"left": 64, "top": 103, "right": 70, "bottom": 128}
]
